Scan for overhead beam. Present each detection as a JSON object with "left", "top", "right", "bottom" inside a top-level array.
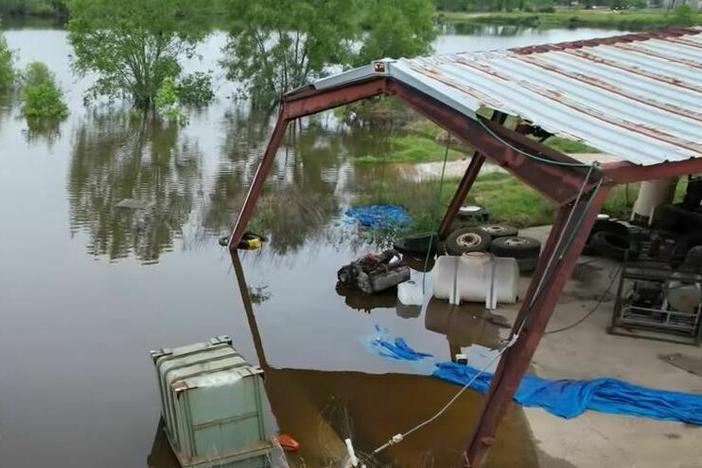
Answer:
[
  {"left": 282, "top": 78, "right": 387, "bottom": 120},
  {"left": 386, "top": 80, "right": 597, "bottom": 205},
  {"left": 463, "top": 185, "right": 611, "bottom": 467},
  {"left": 603, "top": 158, "right": 702, "bottom": 184}
]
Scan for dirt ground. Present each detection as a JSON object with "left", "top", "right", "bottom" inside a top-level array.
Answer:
[{"left": 503, "top": 226, "right": 702, "bottom": 468}]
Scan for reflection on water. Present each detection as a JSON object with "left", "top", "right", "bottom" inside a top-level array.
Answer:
[
  {"left": 68, "top": 112, "right": 202, "bottom": 263},
  {"left": 230, "top": 252, "right": 537, "bottom": 468}
]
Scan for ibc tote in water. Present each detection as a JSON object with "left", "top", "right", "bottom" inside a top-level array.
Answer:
[{"left": 150, "top": 336, "right": 277, "bottom": 468}]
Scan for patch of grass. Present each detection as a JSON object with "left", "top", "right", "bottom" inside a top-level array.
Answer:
[
  {"left": 543, "top": 136, "right": 598, "bottom": 154},
  {"left": 355, "top": 134, "right": 463, "bottom": 164},
  {"left": 353, "top": 171, "right": 683, "bottom": 232}
]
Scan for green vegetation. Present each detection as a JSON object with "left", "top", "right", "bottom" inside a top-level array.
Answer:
[
  {"left": 155, "top": 72, "right": 214, "bottom": 123},
  {"left": 441, "top": 8, "right": 702, "bottom": 29},
  {"left": 355, "top": 135, "right": 462, "bottom": 164},
  {"left": 0, "top": 31, "right": 13, "bottom": 93},
  {"left": 354, "top": 0, "right": 437, "bottom": 66},
  {"left": 543, "top": 136, "right": 598, "bottom": 154},
  {"left": 19, "top": 61, "right": 67, "bottom": 118},
  {"left": 222, "top": 0, "right": 436, "bottom": 108},
  {"left": 0, "top": 0, "right": 67, "bottom": 18},
  {"left": 67, "top": 0, "right": 211, "bottom": 109},
  {"left": 357, "top": 171, "right": 642, "bottom": 231}
]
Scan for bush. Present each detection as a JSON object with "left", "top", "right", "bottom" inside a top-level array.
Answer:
[
  {"left": 20, "top": 61, "right": 68, "bottom": 118},
  {"left": 0, "top": 33, "right": 14, "bottom": 93},
  {"left": 176, "top": 71, "right": 214, "bottom": 107},
  {"left": 672, "top": 4, "right": 694, "bottom": 26}
]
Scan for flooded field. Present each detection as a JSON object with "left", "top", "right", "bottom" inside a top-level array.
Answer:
[{"left": 0, "top": 23, "right": 624, "bottom": 467}]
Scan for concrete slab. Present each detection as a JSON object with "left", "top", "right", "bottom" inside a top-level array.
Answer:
[{"left": 497, "top": 225, "right": 702, "bottom": 468}]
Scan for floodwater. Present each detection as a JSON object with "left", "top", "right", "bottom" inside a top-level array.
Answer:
[{"left": 0, "top": 23, "right": 623, "bottom": 467}]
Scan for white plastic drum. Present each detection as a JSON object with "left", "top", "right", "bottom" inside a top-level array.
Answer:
[{"left": 432, "top": 253, "right": 520, "bottom": 306}]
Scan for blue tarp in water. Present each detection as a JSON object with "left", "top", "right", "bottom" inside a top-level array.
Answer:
[
  {"left": 345, "top": 205, "right": 411, "bottom": 230},
  {"left": 434, "top": 361, "right": 702, "bottom": 425},
  {"left": 370, "top": 325, "right": 433, "bottom": 361}
]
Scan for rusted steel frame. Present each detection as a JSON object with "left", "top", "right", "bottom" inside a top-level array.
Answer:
[
  {"left": 228, "top": 108, "right": 289, "bottom": 250},
  {"left": 603, "top": 159, "right": 702, "bottom": 185},
  {"left": 228, "top": 80, "right": 388, "bottom": 249},
  {"left": 282, "top": 78, "right": 387, "bottom": 120},
  {"left": 230, "top": 251, "right": 269, "bottom": 369},
  {"left": 385, "top": 80, "right": 593, "bottom": 205},
  {"left": 437, "top": 111, "right": 507, "bottom": 239},
  {"left": 463, "top": 185, "right": 611, "bottom": 468}
]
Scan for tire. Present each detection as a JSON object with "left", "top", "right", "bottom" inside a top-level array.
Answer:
[
  {"left": 652, "top": 204, "right": 702, "bottom": 234},
  {"left": 457, "top": 205, "right": 489, "bottom": 224},
  {"left": 478, "top": 224, "right": 518, "bottom": 238},
  {"left": 394, "top": 231, "right": 437, "bottom": 255},
  {"left": 516, "top": 256, "right": 539, "bottom": 273},
  {"left": 446, "top": 227, "right": 492, "bottom": 256},
  {"left": 491, "top": 236, "right": 541, "bottom": 259},
  {"left": 590, "top": 231, "right": 638, "bottom": 262},
  {"left": 583, "top": 219, "right": 629, "bottom": 255}
]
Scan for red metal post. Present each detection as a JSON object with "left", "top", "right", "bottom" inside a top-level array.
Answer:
[
  {"left": 228, "top": 109, "right": 289, "bottom": 250},
  {"left": 463, "top": 185, "right": 611, "bottom": 467},
  {"left": 437, "top": 112, "right": 507, "bottom": 239}
]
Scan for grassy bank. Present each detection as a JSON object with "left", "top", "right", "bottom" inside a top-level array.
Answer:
[
  {"left": 440, "top": 9, "right": 702, "bottom": 29},
  {"left": 355, "top": 171, "right": 666, "bottom": 231}
]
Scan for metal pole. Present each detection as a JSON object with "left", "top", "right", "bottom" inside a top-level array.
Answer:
[
  {"left": 437, "top": 112, "right": 507, "bottom": 239},
  {"left": 463, "top": 185, "right": 611, "bottom": 467},
  {"left": 228, "top": 109, "right": 289, "bottom": 250}
]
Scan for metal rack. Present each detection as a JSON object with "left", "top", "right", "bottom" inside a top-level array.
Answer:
[{"left": 610, "top": 242, "right": 702, "bottom": 346}]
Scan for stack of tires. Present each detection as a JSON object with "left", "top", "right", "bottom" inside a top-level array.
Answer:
[{"left": 445, "top": 223, "right": 541, "bottom": 272}]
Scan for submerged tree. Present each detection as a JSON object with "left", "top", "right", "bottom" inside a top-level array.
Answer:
[
  {"left": 0, "top": 28, "right": 14, "bottom": 93},
  {"left": 355, "top": 0, "right": 437, "bottom": 65},
  {"left": 221, "top": 0, "right": 358, "bottom": 108},
  {"left": 67, "top": 0, "right": 211, "bottom": 109},
  {"left": 221, "top": 0, "right": 436, "bottom": 108},
  {"left": 19, "top": 61, "right": 68, "bottom": 118}
]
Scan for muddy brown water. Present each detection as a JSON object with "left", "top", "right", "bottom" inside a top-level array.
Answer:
[{"left": 0, "top": 23, "right": 623, "bottom": 467}]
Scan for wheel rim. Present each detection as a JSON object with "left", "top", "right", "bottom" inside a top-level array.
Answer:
[
  {"left": 503, "top": 238, "right": 528, "bottom": 247},
  {"left": 456, "top": 233, "right": 481, "bottom": 248},
  {"left": 482, "top": 225, "right": 505, "bottom": 234}
]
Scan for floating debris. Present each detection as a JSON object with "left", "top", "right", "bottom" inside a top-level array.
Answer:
[{"left": 344, "top": 205, "right": 411, "bottom": 230}]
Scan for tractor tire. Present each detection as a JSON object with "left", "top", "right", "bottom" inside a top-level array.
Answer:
[{"left": 446, "top": 227, "right": 492, "bottom": 256}]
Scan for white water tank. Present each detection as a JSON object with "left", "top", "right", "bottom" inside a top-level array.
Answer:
[
  {"left": 631, "top": 178, "right": 678, "bottom": 224},
  {"left": 432, "top": 253, "right": 520, "bottom": 307}
]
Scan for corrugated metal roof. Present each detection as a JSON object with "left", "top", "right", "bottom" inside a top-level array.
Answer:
[{"left": 312, "top": 28, "right": 702, "bottom": 166}]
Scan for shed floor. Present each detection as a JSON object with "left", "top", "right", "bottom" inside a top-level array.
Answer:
[{"left": 502, "top": 226, "right": 702, "bottom": 468}]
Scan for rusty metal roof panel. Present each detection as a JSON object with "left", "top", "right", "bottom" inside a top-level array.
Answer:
[{"left": 315, "top": 28, "right": 702, "bottom": 166}]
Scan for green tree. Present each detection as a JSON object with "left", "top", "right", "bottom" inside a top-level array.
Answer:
[
  {"left": 67, "top": 0, "right": 210, "bottom": 109},
  {"left": 0, "top": 29, "right": 14, "bottom": 93},
  {"left": 221, "top": 0, "right": 358, "bottom": 108},
  {"left": 355, "top": 0, "right": 436, "bottom": 65},
  {"left": 19, "top": 61, "right": 68, "bottom": 118}
]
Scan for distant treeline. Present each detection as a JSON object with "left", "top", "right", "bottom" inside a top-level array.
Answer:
[
  {"left": 0, "top": 0, "right": 68, "bottom": 17},
  {"left": 435, "top": 0, "right": 650, "bottom": 12}
]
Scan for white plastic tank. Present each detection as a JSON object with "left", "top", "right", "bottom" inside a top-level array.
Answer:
[
  {"left": 631, "top": 178, "right": 678, "bottom": 224},
  {"left": 432, "top": 253, "right": 520, "bottom": 306}
]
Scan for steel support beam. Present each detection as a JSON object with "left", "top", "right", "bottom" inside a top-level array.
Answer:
[
  {"left": 386, "top": 80, "right": 594, "bottom": 205},
  {"left": 603, "top": 159, "right": 702, "bottom": 184},
  {"left": 228, "top": 109, "right": 289, "bottom": 250},
  {"left": 463, "top": 185, "right": 611, "bottom": 467},
  {"left": 282, "top": 78, "right": 387, "bottom": 120},
  {"left": 437, "top": 112, "right": 507, "bottom": 239}
]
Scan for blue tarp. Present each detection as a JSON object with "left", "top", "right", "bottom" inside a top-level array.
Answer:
[
  {"left": 370, "top": 325, "right": 433, "bottom": 361},
  {"left": 433, "top": 361, "right": 702, "bottom": 425},
  {"left": 345, "top": 205, "right": 411, "bottom": 230}
]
